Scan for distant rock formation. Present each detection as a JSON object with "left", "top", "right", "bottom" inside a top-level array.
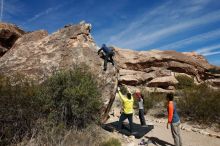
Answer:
[
  {"left": 0, "top": 22, "right": 219, "bottom": 122},
  {"left": 0, "top": 23, "right": 25, "bottom": 57},
  {"left": 113, "top": 48, "right": 220, "bottom": 91}
]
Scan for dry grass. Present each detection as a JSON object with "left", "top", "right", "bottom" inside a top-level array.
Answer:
[
  {"left": 0, "top": 64, "right": 103, "bottom": 145},
  {"left": 21, "top": 123, "right": 113, "bottom": 146}
]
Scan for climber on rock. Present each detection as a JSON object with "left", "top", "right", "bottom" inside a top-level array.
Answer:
[{"left": 97, "top": 44, "right": 115, "bottom": 71}]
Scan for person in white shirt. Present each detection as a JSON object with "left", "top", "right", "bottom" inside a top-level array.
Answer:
[{"left": 135, "top": 89, "right": 146, "bottom": 126}]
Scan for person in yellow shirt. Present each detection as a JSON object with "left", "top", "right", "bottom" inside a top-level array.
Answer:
[{"left": 117, "top": 86, "right": 134, "bottom": 133}]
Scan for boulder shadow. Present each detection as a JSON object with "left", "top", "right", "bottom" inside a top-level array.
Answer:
[{"left": 102, "top": 121, "right": 154, "bottom": 139}]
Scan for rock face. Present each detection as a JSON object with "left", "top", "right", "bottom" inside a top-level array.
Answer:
[
  {"left": 0, "top": 23, "right": 100, "bottom": 80},
  {"left": 0, "top": 22, "right": 220, "bottom": 122},
  {"left": 113, "top": 48, "right": 220, "bottom": 90},
  {"left": 0, "top": 23, "right": 118, "bottom": 123},
  {"left": 147, "top": 76, "right": 178, "bottom": 88},
  {"left": 0, "top": 23, "right": 25, "bottom": 57}
]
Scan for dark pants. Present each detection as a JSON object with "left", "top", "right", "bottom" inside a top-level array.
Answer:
[
  {"left": 139, "top": 109, "right": 146, "bottom": 125},
  {"left": 104, "top": 52, "right": 114, "bottom": 70},
  {"left": 118, "top": 113, "right": 133, "bottom": 133}
]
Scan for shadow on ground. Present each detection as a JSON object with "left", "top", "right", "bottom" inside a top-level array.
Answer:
[
  {"left": 145, "top": 136, "right": 174, "bottom": 146},
  {"left": 102, "top": 121, "right": 154, "bottom": 138}
]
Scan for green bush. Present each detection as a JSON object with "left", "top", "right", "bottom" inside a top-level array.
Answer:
[
  {"left": 176, "top": 75, "right": 220, "bottom": 125},
  {"left": 140, "top": 90, "right": 166, "bottom": 111},
  {"left": 177, "top": 83, "right": 220, "bottom": 124},
  {"left": 175, "top": 75, "right": 195, "bottom": 89},
  {"left": 0, "top": 74, "right": 44, "bottom": 145},
  {"left": 39, "top": 65, "right": 102, "bottom": 128},
  {"left": 0, "top": 64, "right": 102, "bottom": 145},
  {"left": 100, "top": 138, "right": 121, "bottom": 146}
]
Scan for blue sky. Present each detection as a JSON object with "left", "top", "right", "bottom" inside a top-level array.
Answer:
[{"left": 1, "top": 0, "right": 220, "bottom": 66}]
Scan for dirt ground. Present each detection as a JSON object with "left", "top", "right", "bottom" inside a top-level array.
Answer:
[{"left": 105, "top": 114, "right": 220, "bottom": 146}]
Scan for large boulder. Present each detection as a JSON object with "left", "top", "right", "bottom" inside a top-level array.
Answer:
[
  {"left": 0, "top": 23, "right": 25, "bottom": 57},
  {"left": 0, "top": 23, "right": 99, "bottom": 80},
  {"left": 0, "top": 23, "right": 118, "bottom": 123}
]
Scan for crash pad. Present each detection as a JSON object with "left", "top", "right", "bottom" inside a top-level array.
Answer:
[{"left": 102, "top": 121, "right": 154, "bottom": 138}]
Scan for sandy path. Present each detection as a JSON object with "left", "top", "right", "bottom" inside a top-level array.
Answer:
[
  {"left": 145, "top": 119, "right": 220, "bottom": 146},
  {"left": 106, "top": 115, "right": 220, "bottom": 146}
]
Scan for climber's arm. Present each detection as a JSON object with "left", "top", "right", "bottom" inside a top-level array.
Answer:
[
  {"left": 117, "top": 88, "right": 125, "bottom": 101},
  {"left": 97, "top": 47, "right": 103, "bottom": 54}
]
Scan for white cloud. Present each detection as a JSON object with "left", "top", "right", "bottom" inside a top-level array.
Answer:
[
  {"left": 2, "top": 0, "right": 25, "bottom": 20},
  {"left": 159, "top": 29, "right": 220, "bottom": 50},
  {"left": 111, "top": 10, "right": 220, "bottom": 49},
  {"left": 26, "top": 4, "right": 65, "bottom": 23},
  {"left": 195, "top": 44, "right": 220, "bottom": 56},
  {"left": 107, "top": 2, "right": 172, "bottom": 46},
  {"left": 202, "top": 51, "right": 220, "bottom": 56},
  {"left": 106, "top": 0, "right": 219, "bottom": 50}
]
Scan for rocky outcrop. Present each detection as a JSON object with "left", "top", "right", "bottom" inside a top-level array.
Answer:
[
  {"left": 147, "top": 76, "right": 178, "bottom": 89},
  {"left": 113, "top": 48, "right": 220, "bottom": 90},
  {"left": 0, "top": 23, "right": 25, "bottom": 57},
  {"left": 183, "top": 52, "right": 209, "bottom": 64},
  {"left": 119, "top": 69, "right": 155, "bottom": 85},
  {"left": 206, "top": 79, "right": 220, "bottom": 87}
]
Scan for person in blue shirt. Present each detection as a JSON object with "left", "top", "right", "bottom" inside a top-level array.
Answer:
[
  {"left": 167, "top": 93, "right": 182, "bottom": 146},
  {"left": 97, "top": 44, "right": 115, "bottom": 71}
]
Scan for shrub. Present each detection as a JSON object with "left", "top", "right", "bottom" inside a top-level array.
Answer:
[
  {"left": 100, "top": 138, "right": 121, "bottom": 146},
  {"left": 176, "top": 75, "right": 220, "bottom": 125},
  {"left": 175, "top": 75, "right": 195, "bottom": 89},
  {"left": 140, "top": 90, "right": 166, "bottom": 111},
  {"left": 177, "top": 83, "right": 220, "bottom": 124},
  {"left": 29, "top": 123, "right": 105, "bottom": 146},
  {"left": 39, "top": 64, "right": 102, "bottom": 128},
  {"left": 0, "top": 64, "right": 102, "bottom": 145},
  {"left": 0, "top": 74, "right": 44, "bottom": 145}
]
